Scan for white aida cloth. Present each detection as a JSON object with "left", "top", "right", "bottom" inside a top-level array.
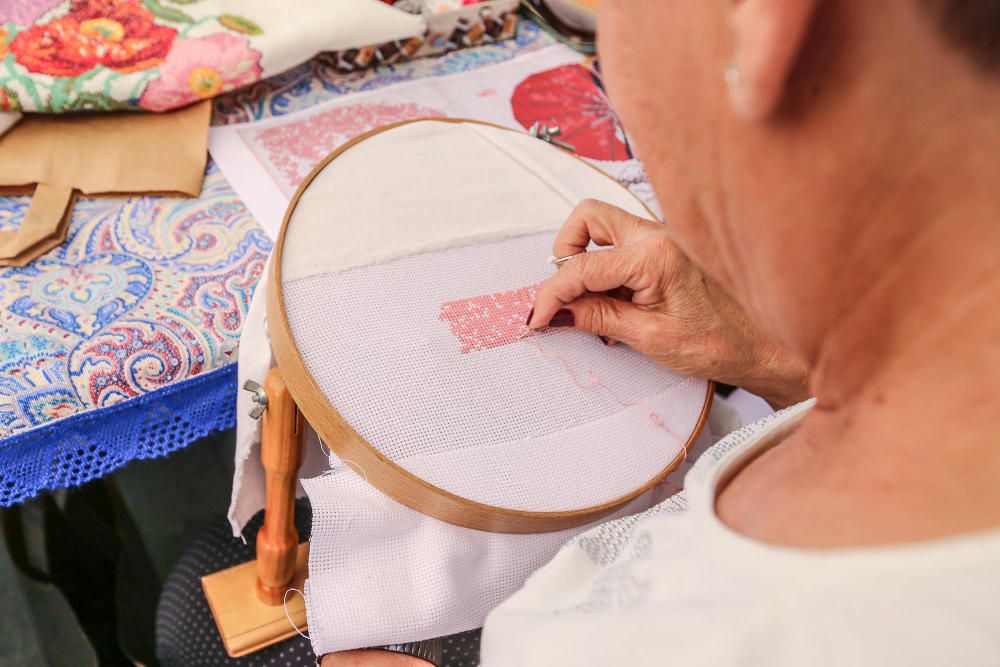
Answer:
[
  {"left": 278, "top": 120, "right": 709, "bottom": 513},
  {"left": 283, "top": 232, "right": 708, "bottom": 511}
]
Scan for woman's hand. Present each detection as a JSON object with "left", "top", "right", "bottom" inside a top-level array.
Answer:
[
  {"left": 321, "top": 650, "right": 433, "bottom": 666},
  {"left": 527, "top": 199, "right": 810, "bottom": 409}
]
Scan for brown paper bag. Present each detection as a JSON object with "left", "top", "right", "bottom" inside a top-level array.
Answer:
[{"left": 0, "top": 101, "right": 210, "bottom": 266}]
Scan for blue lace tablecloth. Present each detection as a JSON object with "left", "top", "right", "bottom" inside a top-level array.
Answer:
[{"left": 0, "top": 22, "right": 554, "bottom": 506}]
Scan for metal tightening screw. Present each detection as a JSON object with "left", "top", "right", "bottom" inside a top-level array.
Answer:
[
  {"left": 243, "top": 379, "right": 268, "bottom": 419},
  {"left": 528, "top": 121, "right": 576, "bottom": 152}
]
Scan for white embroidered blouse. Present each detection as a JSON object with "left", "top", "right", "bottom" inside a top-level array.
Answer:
[{"left": 481, "top": 400, "right": 1000, "bottom": 666}]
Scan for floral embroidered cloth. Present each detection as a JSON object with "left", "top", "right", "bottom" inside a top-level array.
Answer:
[
  {"left": 0, "top": 0, "right": 424, "bottom": 112},
  {"left": 0, "top": 20, "right": 554, "bottom": 506}
]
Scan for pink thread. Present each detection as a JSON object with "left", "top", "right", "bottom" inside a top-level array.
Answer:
[
  {"left": 522, "top": 336, "right": 685, "bottom": 446},
  {"left": 438, "top": 289, "right": 689, "bottom": 456}
]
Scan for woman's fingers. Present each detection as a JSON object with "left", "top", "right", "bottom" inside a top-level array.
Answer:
[
  {"left": 556, "top": 294, "right": 659, "bottom": 352},
  {"left": 529, "top": 246, "right": 651, "bottom": 329},
  {"left": 551, "top": 199, "right": 663, "bottom": 261}
]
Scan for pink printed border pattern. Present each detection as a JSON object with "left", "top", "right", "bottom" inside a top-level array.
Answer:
[{"left": 241, "top": 101, "right": 445, "bottom": 195}]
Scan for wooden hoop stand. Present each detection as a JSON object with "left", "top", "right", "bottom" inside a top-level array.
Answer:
[
  {"left": 203, "top": 118, "right": 715, "bottom": 656},
  {"left": 202, "top": 367, "right": 310, "bottom": 658}
]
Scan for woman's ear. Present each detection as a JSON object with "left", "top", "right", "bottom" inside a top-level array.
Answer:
[{"left": 727, "top": 0, "right": 821, "bottom": 119}]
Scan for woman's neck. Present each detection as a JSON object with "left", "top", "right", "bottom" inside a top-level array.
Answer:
[
  {"left": 718, "top": 59, "right": 1000, "bottom": 548},
  {"left": 787, "top": 177, "right": 1000, "bottom": 543},
  {"left": 719, "top": 136, "right": 1000, "bottom": 546},
  {"left": 810, "top": 74, "right": 1000, "bottom": 407},
  {"left": 718, "top": 219, "right": 1000, "bottom": 546},
  {"left": 811, "top": 202, "right": 1000, "bottom": 418}
]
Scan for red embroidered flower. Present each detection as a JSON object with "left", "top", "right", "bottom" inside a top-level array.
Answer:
[
  {"left": 510, "top": 63, "right": 632, "bottom": 162},
  {"left": 9, "top": 0, "right": 176, "bottom": 77}
]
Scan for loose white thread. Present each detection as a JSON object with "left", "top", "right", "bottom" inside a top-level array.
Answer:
[
  {"left": 339, "top": 459, "right": 370, "bottom": 484},
  {"left": 283, "top": 587, "right": 309, "bottom": 640},
  {"left": 317, "top": 437, "right": 370, "bottom": 484},
  {"left": 318, "top": 435, "right": 333, "bottom": 459}
]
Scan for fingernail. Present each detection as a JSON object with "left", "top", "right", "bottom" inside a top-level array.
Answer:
[
  {"left": 549, "top": 309, "right": 575, "bottom": 328},
  {"left": 599, "top": 335, "right": 610, "bottom": 346},
  {"left": 525, "top": 308, "right": 534, "bottom": 328}
]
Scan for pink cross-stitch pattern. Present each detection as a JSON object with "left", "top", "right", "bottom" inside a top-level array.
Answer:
[
  {"left": 242, "top": 101, "right": 445, "bottom": 195},
  {"left": 439, "top": 284, "right": 539, "bottom": 353}
]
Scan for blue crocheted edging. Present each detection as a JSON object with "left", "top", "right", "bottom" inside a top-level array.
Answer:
[{"left": 0, "top": 364, "right": 237, "bottom": 507}]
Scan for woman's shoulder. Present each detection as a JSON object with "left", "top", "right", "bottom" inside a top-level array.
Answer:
[{"left": 684, "top": 399, "right": 815, "bottom": 488}]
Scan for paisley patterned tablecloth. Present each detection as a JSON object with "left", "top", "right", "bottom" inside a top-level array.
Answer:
[{"left": 0, "top": 22, "right": 554, "bottom": 506}]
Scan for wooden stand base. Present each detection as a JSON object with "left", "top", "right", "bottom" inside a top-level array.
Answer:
[{"left": 201, "top": 542, "right": 310, "bottom": 658}]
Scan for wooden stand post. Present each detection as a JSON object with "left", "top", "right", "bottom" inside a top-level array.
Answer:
[
  {"left": 202, "top": 366, "right": 310, "bottom": 657},
  {"left": 256, "top": 366, "right": 305, "bottom": 605}
]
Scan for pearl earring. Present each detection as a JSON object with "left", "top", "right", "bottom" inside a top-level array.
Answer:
[{"left": 724, "top": 63, "right": 742, "bottom": 86}]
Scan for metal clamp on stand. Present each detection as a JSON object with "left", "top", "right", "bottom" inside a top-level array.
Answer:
[
  {"left": 243, "top": 379, "right": 269, "bottom": 420},
  {"left": 528, "top": 121, "right": 576, "bottom": 152}
]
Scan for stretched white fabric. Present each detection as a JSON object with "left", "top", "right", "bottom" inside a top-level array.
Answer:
[
  {"left": 231, "top": 120, "right": 661, "bottom": 525},
  {"left": 283, "top": 232, "right": 708, "bottom": 511}
]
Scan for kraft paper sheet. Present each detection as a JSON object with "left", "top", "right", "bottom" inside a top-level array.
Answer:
[{"left": 0, "top": 101, "right": 210, "bottom": 266}]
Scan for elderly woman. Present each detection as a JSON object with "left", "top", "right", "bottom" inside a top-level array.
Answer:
[{"left": 328, "top": 0, "right": 1000, "bottom": 664}]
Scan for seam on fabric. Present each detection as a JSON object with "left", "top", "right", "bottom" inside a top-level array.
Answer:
[{"left": 462, "top": 123, "right": 580, "bottom": 208}]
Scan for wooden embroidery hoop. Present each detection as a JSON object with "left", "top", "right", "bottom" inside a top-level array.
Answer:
[
  {"left": 203, "top": 118, "right": 713, "bottom": 655},
  {"left": 268, "top": 117, "right": 713, "bottom": 534}
]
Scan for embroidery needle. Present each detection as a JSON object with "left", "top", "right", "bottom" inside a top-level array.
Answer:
[
  {"left": 549, "top": 253, "right": 579, "bottom": 266},
  {"left": 536, "top": 253, "right": 618, "bottom": 346},
  {"left": 519, "top": 253, "right": 583, "bottom": 339}
]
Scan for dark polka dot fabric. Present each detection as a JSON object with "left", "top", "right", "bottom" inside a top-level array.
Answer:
[
  {"left": 156, "top": 501, "right": 482, "bottom": 666},
  {"left": 156, "top": 500, "right": 316, "bottom": 666},
  {"left": 441, "top": 631, "right": 481, "bottom": 666}
]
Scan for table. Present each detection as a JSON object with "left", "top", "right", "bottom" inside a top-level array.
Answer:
[{"left": 0, "top": 21, "right": 555, "bottom": 507}]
